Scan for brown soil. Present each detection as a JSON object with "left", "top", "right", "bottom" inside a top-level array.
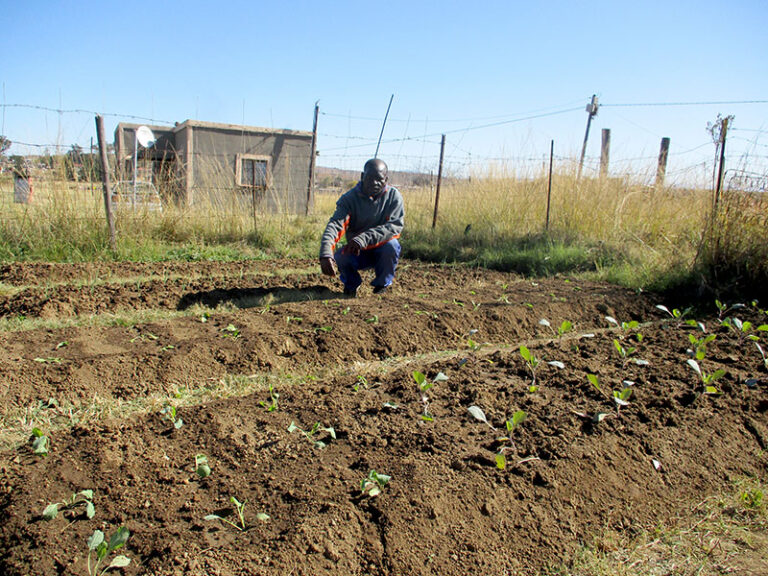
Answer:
[{"left": 0, "top": 259, "right": 766, "bottom": 576}]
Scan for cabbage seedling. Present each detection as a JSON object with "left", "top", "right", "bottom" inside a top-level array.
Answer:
[
  {"left": 287, "top": 421, "right": 336, "bottom": 448},
  {"left": 468, "top": 406, "right": 495, "bottom": 430},
  {"left": 361, "top": 470, "right": 391, "bottom": 497},
  {"left": 412, "top": 371, "right": 447, "bottom": 422},
  {"left": 195, "top": 454, "right": 211, "bottom": 478},
  {"left": 42, "top": 489, "right": 95, "bottom": 521},
  {"left": 30, "top": 427, "right": 49, "bottom": 455},
  {"left": 160, "top": 405, "right": 183, "bottom": 429},
  {"left": 86, "top": 527, "right": 130, "bottom": 576},
  {"left": 259, "top": 383, "right": 279, "bottom": 412},
  {"left": 519, "top": 346, "right": 540, "bottom": 390},
  {"left": 755, "top": 342, "right": 768, "bottom": 369},
  {"left": 204, "top": 496, "right": 269, "bottom": 531},
  {"left": 686, "top": 359, "right": 725, "bottom": 394},
  {"left": 495, "top": 410, "right": 527, "bottom": 470},
  {"left": 221, "top": 324, "right": 241, "bottom": 339}
]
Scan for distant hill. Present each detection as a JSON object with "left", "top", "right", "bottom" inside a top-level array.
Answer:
[{"left": 316, "top": 165, "right": 434, "bottom": 191}]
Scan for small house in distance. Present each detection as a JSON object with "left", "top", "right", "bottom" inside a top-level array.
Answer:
[{"left": 114, "top": 119, "right": 313, "bottom": 212}]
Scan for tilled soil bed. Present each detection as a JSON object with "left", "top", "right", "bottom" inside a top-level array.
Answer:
[{"left": 0, "top": 259, "right": 766, "bottom": 576}]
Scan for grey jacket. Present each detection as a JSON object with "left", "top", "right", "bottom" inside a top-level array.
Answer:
[{"left": 319, "top": 182, "right": 405, "bottom": 259}]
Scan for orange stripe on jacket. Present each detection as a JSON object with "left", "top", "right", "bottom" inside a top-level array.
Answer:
[
  {"left": 365, "top": 234, "right": 400, "bottom": 250},
  {"left": 331, "top": 215, "right": 350, "bottom": 252}
]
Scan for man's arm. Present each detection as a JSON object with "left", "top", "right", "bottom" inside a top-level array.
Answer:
[
  {"left": 350, "top": 189, "right": 404, "bottom": 250},
  {"left": 319, "top": 197, "right": 352, "bottom": 259}
]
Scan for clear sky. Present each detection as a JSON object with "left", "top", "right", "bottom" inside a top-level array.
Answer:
[{"left": 2, "top": 0, "right": 766, "bottom": 186}]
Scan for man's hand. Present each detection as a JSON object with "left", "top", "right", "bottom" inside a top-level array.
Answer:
[
  {"left": 320, "top": 257, "right": 337, "bottom": 277},
  {"left": 342, "top": 238, "right": 364, "bottom": 256}
]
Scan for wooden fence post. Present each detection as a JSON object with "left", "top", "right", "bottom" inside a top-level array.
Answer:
[
  {"left": 578, "top": 94, "right": 598, "bottom": 179},
  {"left": 655, "top": 137, "right": 670, "bottom": 189},
  {"left": 546, "top": 140, "right": 554, "bottom": 231},
  {"left": 95, "top": 115, "right": 117, "bottom": 251},
  {"left": 600, "top": 128, "right": 610, "bottom": 179},
  {"left": 432, "top": 134, "right": 446, "bottom": 229},
  {"left": 714, "top": 118, "right": 729, "bottom": 214},
  {"left": 306, "top": 101, "right": 319, "bottom": 216}
]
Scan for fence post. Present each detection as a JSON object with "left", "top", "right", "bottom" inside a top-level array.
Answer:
[
  {"left": 95, "top": 115, "right": 117, "bottom": 251},
  {"left": 546, "top": 140, "right": 554, "bottom": 231},
  {"left": 600, "top": 128, "right": 610, "bottom": 179},
  {"left": 306, "top": 101, "right": 319, "bottom": 216},
  {"left": 578, "top": 94, "right": 598, "bottom": 179},
  {"left": 655, "top": 137, "right": 670, "bottom": 189},
  {"left": 432, "top": 134, "right": 446, "bottom": 229},
  {"left": 714, "top": 118, "right": 729, "bottom": 215}
]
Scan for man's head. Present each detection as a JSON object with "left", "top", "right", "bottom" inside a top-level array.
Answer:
[{"left": 360, "top": 158, "right": 388, "bottom": 198}]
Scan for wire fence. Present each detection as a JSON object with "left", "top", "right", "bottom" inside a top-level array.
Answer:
[{"left": 2, "top": 97, "right": 767, "bottom": 197}]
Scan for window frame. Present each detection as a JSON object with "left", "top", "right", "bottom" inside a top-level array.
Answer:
[{"left": 236, "top": 154, "right": 271, "bottom": 189}]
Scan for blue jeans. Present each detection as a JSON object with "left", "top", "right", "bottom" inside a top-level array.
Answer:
[{"left": 334, "top": 239, "right": 401, "bottom": 291}]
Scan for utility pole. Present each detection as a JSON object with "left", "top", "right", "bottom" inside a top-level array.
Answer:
[{"left": 577, "top": 94, "right": 599, "bottom": 180}]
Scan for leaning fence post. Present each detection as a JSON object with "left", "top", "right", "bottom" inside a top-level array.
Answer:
[
  {"left": 95, "top": 115, "right": 117, "bottom": 251},
  {"left": 655, "top": 137, "right": 670, "bottom": 189},
  {"left": 432, "top": 134, "right": 446, "bottom": 229},
  {"left": 546, "top": 140, "right": 554, "bottom": 231}
]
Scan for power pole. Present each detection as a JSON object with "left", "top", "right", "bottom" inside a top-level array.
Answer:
[{"left": 577, "top": 94, "right": 599, "bottom": 180}]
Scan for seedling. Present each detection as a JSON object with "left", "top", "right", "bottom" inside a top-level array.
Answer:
[
  {"left": 314, "top": 326, "right": 333, "bottom": 334},
  {"left": 86, "top": 527, "right": 130, "bottom": 576},
  {"left": 688, "top": 333, "right": 717, "bottom": 361},
  {"left": 259, "top": 383, "right": 279, "bottom": 412},
  {"left": 205, "top": 496, "right": 268, "bottom": 531},
  {"left": 160, "top": 405, "right": 183, "bottom": 429},
  {"left": 360, "top": 470, "right": 391, "bottom": 497},
  {"left": 538, "top": 318, "right": 573, "bottom": 338},
  {"left": 468, "top": 405, "right": 496, "bottom": 430},
  {"left": 519, "top": 346, "right": 540, "bottom": 390},
  {"left": 30, "top": 427, "right": 49, "bottom": 455},
  {"left": 686, "top": 359, "right": 725, "bottom": 394},
  {"left": 605, "top": 316, "right": 639, "bottom": 332},
  {"left": 221, "top": 324, "right": 241, "bottom": 338},
  {"left": 656, "top": 304, "right": 692, "bottom": 325},
  {"left": 130, "top": 332, "right": 158, "bottom": 343},
  {"left": 34, "top": 357, "right": 62, "bottom": 364},
  {"left": 285, "top": 315, "right": 303, "bottom": 324},
  {"left": 195, "top": 454, "right": 211, "bottom": 478},
  {"left": 56, "top": 341, "right": 68, "bottom": 349},
  {"left": 587, "top": 374, "right": 609, "bottom": 399},
  {"left": 365, "top": 315, "right": 379, "bottom": 324},
  {"left": 613, "top": 382, "right": 633, "bottom": 413},
  {"left": 715, "top": 299, "right": 745, "bottom": 321},
  {"left": 287, "top": 421, "right": 336, "bottom": 448},
  {"left": 495, "top": 410, "right": 527, "bottom": 470},
  {"left": 42, "top": 489, "right": 95, "bottom": 521},
  {"left": 353, "top": 375, "right": 378, "bottom": 392},
  {"left": 412, "top": 371, "right": 448, "bottom": 421},
  {"left": 613, "top": 338, "right": 636, "bottom": 365}
]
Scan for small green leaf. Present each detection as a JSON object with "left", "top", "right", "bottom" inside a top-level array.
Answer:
[
  {"left": 495, "top": 453, "right": 506, "bottom": 470},
  {"left": 412, "top": 371, "right": 426, "bottom": 387},
  {"left": 587, "top": 373, "right": 600, "bottom": 391},
  {"left": 433, "top": 372, "right": 449, "bottom": 382},
  {"left": 520, "top": 346, "right": 532, "bottom": 363},
  {"left": 108, "top": 556, "right": 131, "bottom": 569},
  {"left": 85, "top": 501, "right": 95, "bottom": 519},
  {"left": 107, "top": 526, "right": 130, "bottom": 552},
  {"left": 255, "top": 513, "right": 270, "bottom": 521},
  {"left": 511, "top": 410, "right": 527, "bottom": 427},
  {"left": 42, "top": 503, "right": 59, "bottom": 520},
  {"left": 87, "top": 530, "right": 105, "bottom": 551}
]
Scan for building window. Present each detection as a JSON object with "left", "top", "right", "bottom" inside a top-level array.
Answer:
[{"left": 236, "top": 154, "right": 271, "bottom": 188}]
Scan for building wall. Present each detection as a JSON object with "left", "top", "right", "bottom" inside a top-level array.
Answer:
[{"left": 188, "top": 124, "right": 311, "bottom": 213}]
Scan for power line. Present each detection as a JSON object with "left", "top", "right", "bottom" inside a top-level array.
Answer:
[{"left": 602, "top": 99, "right": 768, "bottom": 108}]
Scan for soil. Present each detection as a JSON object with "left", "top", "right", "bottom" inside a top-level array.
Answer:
[{"left": 0, "top": 259, "right": 766, "bottom": 576}]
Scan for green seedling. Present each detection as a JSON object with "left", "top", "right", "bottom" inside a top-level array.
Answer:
[
  {"left": 205, "top": 496, "right": 268, "bottom": 531},
  {"left": 412, "top": 371, "right": 448, "bottom": 422},
  {"left": 199, "top": 311, "right": 211, "bottom": 323},
  {"left": 195, "top": 454, "right": 211, "bottom": 478},
  {"left": 495, "top": 410, "right": 527, "bottom": 470},
  {"left": 30, "top": 427, "right": 49, "bottom": 455},
  {"left": 613, "top": 382, "right": 633, "bottom": 412},
  {"left": 86, "top": 527, "right": 130, "bottom": 576},
  {"left": 467, "top": 405, "right": 496, "bottom": 430},
  {"left": 538, "top": 318, "right": 573, "bottom": 338},
  {"left": 656, "top": 304, "right": 692, "bottom": 324},
  {"left": 287, "top": 421, "right": 336, "bottom": 448},
  {"left": 686, "top": 359, "right": 725, "bottom": 394},
  {"left": 56, "top": 341, "right": 68, "bottom": 349},
  {"left": 365, "top": 315, "right": 379, "bottom": 324},
  {"left": 221, "top": 324, "right": 241, "bottom": 338},
  {"left": 259, "top": 383, "right": 279, "bottom": 412},
  {"left": 160, "top": 405, "right": 183, "bottom": 429},
  {"left": 715, "top": 299, "right": 745, "bottom": 320},
  {"left": 722, "top": 317, "right": 768, "bottom": 345},
  {"left": 519, "top": 345, "right": 540, "bottom": 390},
  {"left": 130, "top": 332, "right": 158, "bottom": 343},
  {"left": 285, "top": 315, "right": 303, "bottom": 324},
  {"left": 688, "top": 332, "right": 717, "bottom": 361},
  {"left": 605, "top": 316, "right": 640, "bottom": 332},
  {"left": 314, "top": 325, "right": 333, "bottom": 334},
  {"left": 587, "top": 374, "right": 609, "bottom": 399},
  {"left": 34, "top": 357, "right": 62, "bottom": 364},
  {"left": 361, "top": 470, "right": 391, "bottom": 497},
  {"left": 613, "top": 338, "right": 636, "bottom": 364},
  {"left": 42, "top": 490, "right": 95, "bottom": 521}
]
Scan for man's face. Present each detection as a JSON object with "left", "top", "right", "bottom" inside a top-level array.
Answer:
[{"left": 361, "top": 161, "right": 387, "bottom": 197}]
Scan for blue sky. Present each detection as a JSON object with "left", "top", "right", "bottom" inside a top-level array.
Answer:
[{"left": 2, "top": 0, "right": 766, "bottom": 185}]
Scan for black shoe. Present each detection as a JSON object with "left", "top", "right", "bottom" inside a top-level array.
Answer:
[
  {"left": 372, "top": 285, "right": 388, "bottom": 295},
  {"left": 343, "top": 286, "right": 358, "bottom": 297}
]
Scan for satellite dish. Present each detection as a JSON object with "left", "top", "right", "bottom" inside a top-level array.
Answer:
[{"left": 136, "top": 126, "right": 155, "bottom": 148}]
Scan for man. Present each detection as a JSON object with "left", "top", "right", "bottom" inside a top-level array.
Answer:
[{"left": 319, "top": 158, "right": 404, "bottom": 297}]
